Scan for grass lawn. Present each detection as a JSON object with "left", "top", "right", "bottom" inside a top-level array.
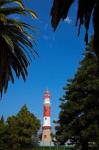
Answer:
[{"left": 20, "top": 146, "right": 74, "bottom": 150}]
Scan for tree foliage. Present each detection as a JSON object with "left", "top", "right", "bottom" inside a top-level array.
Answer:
[
  {"left": 0, "top": 105, "right": 41, "bottom": 149},
  {"left": 0, "top": 0, "right": 37, "bottom": 96},
  {"left": 55, "top": 42, "right": 99, "bottom": 150},
  {"left": 51, "top": 0, "right": 99, "bottom": 59}
]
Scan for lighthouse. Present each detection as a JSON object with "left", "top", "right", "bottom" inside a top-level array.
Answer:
[{"left": 41, "top": 90, "right": 53, "bottom": 146}]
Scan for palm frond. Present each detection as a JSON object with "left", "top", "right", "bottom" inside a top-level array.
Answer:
[
  {"left": 0, "top": 0, "right": 24, "bottom": 8},
  {"left": 0, "top": 0, "right": 38, "bottom": 96},
  {"left": 51, "top": 0, "right": 99, "bottom": 58},
  {"left": 51, "top": 0, "right": 74, "bottom": 31}
]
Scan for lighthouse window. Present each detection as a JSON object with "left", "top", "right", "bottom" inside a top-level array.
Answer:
[
  {"left": 44, "top": 135, "right": 47, "bottom": 139},
  {"left": 45, "top": 117, "right": 47, "bottom": 120}
]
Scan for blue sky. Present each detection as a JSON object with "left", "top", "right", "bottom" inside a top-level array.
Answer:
[{"left": 0, "top": 0, "right": 92, "bottom": 130}]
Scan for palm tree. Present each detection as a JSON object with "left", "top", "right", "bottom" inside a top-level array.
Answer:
[
  {"left": 0, "top": 0, "right": 37, "bottom": 96},
  {"left": 51, "top": 0, "right": 99, "bottom": 59}
]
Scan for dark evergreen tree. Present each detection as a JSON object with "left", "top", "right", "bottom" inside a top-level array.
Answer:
[
  {"left": 0, "top": 116, "right": 9, "bottom": 150},
  {"left": 0, "top": 115, "right": 4, "bottom": 124},
  {"left": 55, "top": 42, "right": 99, "bottom": 150},
  {"left": 0, "top": 105, "right": 41, "bottom": 149},
  {"left": 6, "top": 105, "right": 41, "bottom": 148}
]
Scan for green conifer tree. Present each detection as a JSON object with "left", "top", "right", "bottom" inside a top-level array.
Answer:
[
  {"left": 55, "top": 42, "right": 99, "bottom": 150},
  {"left": 6, "top": 105, "right": 41, "bottom": 148},
  {"left": 0, "top": 105, "right": 41, "bottom": 149}
]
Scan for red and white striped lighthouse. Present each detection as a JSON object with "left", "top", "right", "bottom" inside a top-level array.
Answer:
[
  {"left": 41, "top": 90, "right": 52, "bottom": 146},
  {"left": 43, "top": 90, "right": 51, "bottom": 129}
]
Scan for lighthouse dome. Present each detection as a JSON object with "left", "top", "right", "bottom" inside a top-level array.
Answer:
[{"left": 44, "top": 90, "right": 50, "bottom": 99}]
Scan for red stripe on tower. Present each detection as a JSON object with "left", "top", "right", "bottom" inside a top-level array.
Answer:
[{"left": 43, "top": 106, "right": 50, "bottom": 116}]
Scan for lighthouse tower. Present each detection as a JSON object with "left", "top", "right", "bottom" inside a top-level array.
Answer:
[{"left": 41, "top": 90, "right": 52, "bottom": 146}]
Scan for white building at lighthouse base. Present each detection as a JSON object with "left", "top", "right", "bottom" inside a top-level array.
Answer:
[{"left": 40, "top": 127, "right": 54, "bottom": 146}]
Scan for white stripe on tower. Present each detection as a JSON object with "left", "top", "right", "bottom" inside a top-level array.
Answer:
[{"left": 43, "top": 117, "right": 50, "bottom": 126}]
